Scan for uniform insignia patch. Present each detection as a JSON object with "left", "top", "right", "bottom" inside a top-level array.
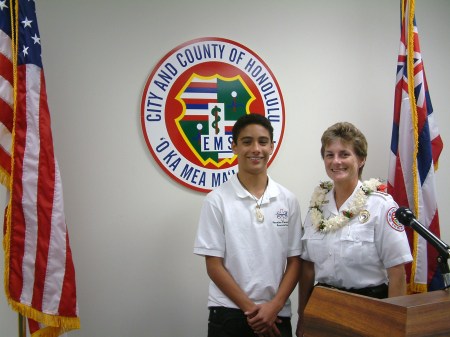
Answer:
[
  {"left": 387, "top": 207, "right": 405, "bottom": 231},
  {"left": 359, "top": 210, "right": 370, "bottom": 223}
]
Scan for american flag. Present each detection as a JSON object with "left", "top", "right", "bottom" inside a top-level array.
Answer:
[
  {"left": 388, "top": 0, "right": 444, "bottom": 293},
  {"left": 0, "top": 0, "right": 80, "bottom": 335}
]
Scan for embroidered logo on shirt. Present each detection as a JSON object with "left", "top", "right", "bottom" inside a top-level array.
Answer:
[
  {"left": 387, "top": 207, "right": 405, "bottom": 232},
  {"left": 273, "top": 209, "right": 288, "bottom": 227}
]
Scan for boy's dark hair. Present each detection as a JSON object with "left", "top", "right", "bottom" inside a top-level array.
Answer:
[{"left": 232, "top": 114, "right": 274, "bottom": 144}]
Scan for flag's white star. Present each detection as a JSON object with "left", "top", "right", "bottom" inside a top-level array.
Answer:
[
  {"left": 22, "top": 17, "right": 33, "bottom": 28},
  {"left": 0, "top": 0, "right": 8, "bottom": 11},
  {"left": 31, "top": 34, "right": 40, "bottom": 44},
  {"left": 22, "top": 45, "right": 29, "bottom": 56}
]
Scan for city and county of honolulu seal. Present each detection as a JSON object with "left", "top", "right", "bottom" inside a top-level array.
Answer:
[{"left": 141, "top": 37, "right": 285, "bottom": 193}]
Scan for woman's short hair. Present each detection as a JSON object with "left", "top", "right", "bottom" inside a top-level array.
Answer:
[{"left": 320, "top": 122, "right": 368, "bottom": 176}]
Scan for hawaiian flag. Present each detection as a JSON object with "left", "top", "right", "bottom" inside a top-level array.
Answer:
[
  {"left": 0, "top": 0, "right": 80, "bottom": 335},
  {"left": 388, "top": 0, "right": 444, "bottom": 293}
]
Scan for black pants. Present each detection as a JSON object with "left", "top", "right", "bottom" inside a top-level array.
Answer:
[
  {"left": 208, "top": 306, "right": 292, "bottom": 337},
  {"left": 316, "top": 283, "right": 389, "bottom": 299}
]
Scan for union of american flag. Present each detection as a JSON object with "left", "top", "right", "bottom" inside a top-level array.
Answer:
[
  {"left": 387, "top": 0, "right": 444, "bottom": 293},
  {"left": 0, "top": 0, "right": 80, "bottom": 335}
]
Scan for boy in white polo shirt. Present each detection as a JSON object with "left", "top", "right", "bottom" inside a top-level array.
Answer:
[{"left": 194, "top": 114, "right": 302, "bottom": 337}]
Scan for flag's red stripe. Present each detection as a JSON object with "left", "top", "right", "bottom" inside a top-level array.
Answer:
[
  {"left": 391, "top": 156, "right": 412, "bottom": 280},
  {"left": 182, "top": 115, "right": 209, "bottom": 121},
  {"left": 401, "top": 78, "right": 409, "bottom": 93},
  {"left": 392, "top": 155, "right": 409, "bottom": 203},
  {"left": 0, "top": 32, "right": 13, "bottom": 177},
  {"left": 183, "top": 98, "right": 218, "bottom": 104},
  {"left": 8, "top": 68, "right": 28, "bottom": 301},
  {"left": 431, "top": 136, "right": 443, "bottom": 164},
  {"left": 416, "top": 106, "right": 427, "bottom": 132},
  {"left": 31, "top": 73, "right": 55, "bottom": 311},
  {"left": 58, "top": 233, "right": 78, "bottom": 316},
  {"left": 27, "top": 318, "right": 40, "bottom": 334},
  {"left": 413, "top": 30, "right": 421, "bottom": 53},
  {"left": 414, "top": 62, "right": 424, "bottom": 76},
  {"left": 400, "top": 20, "right": 406, "bottom": 45},
  {"left": 0, "top": 98, "right": 14, "bottom": 132},
  {"left": 188, "top": 82, "right": 216, "bottom": 88},
  {"left": 397, "top": 54, "right": 406, "bottom": 63},
  {"left": 0, "top": 147, "right": 11, "bottom": 174},
  {"left": 393, "top": 85, "right": 403, "bottom": 123},
  {"left": 0, "top": 53, "right": 13, "bottom": 84}
]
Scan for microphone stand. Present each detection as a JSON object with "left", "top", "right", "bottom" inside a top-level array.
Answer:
[
  {"left": 395, "top": 207, "right": 450, "bottom": 290},
  {"left": 437, "top": 253, "right": 450, "bottom": 290},
  {"left": 425, "top": 235, "right": 450, "bottom": 290}
]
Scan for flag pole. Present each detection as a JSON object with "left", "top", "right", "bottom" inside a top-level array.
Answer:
[{"left": 18, "top": 313, "right": 26, "bottom": 337}]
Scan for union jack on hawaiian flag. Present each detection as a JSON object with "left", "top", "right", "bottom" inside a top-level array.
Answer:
[{"left": 388, "top": 0, "right": 444, "bottom": 293}]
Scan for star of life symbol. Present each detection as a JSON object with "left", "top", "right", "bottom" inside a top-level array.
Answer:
[{"left": 141, "top": 37, "right": 285, "bottom": 193}]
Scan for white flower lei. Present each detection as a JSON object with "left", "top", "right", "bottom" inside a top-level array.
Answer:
[{"left": 309, "top": 178, "right": 384, "bottom": 233}]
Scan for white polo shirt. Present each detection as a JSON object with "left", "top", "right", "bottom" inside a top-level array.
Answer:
[
  {"left": 301, "top": 181, "right": 413, "bottom": 289},
  {"left": 194, "top": 174, "right": 302, "bottom": 317}
]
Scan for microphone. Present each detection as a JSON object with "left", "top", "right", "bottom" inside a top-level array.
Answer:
[{"left": 395, "top": 207, "right": 450, "bottom": 259}]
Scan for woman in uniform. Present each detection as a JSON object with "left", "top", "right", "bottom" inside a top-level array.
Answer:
[{"left": 296, "top": 122, "right": 412, "bottom": 336}]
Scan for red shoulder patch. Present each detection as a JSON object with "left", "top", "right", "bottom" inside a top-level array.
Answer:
[{"left": 387, "top": 207, "right": 405, "bottom": 232}]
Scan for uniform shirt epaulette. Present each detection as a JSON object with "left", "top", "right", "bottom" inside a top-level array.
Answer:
[{"left": 370, "top": 190, "right": 392, "bottom": 199}]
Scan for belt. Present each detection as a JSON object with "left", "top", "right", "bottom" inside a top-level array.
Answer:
[{"left": 316, "top": 282, "right": 388, "bottom": 299}]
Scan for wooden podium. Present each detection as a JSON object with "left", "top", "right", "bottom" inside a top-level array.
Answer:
[{"left": 304, "top": 286, "right": 450, "bottom": 336}]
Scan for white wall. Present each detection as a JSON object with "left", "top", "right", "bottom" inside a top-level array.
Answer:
[{"left": 1, "top": 1, "right": 449, "bottom": 336}]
